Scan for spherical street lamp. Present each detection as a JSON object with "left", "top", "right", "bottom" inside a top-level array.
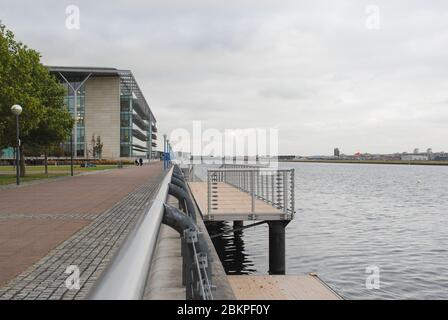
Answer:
[
  {"left": 11, "top": 104, "right": 22, "bottom": 116},
  {"left": 11, "top": 104, "right": 23, "bottom": 185},
  {"left": 163, "top": 134, "right": 168, "bottom": 170}
]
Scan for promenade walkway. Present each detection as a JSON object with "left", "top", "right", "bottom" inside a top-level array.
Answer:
[{"left": 0, "top": 162, "right": 164, "bottom": 300}]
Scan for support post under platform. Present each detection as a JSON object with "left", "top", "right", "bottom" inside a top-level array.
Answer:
[
  {"left": 233, "top": 221, "right": 243, "bottom": 229},
  {"left": 268, "top": 221, "right": 290, "bottom": 275}
]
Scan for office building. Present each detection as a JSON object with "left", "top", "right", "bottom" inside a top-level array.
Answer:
[{"left": 48, "top": 66, "right": 157, "bottom": 159}]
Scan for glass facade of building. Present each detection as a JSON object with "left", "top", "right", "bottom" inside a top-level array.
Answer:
[
  {"left": 61, "top": 78, "right": 86, "bottom": 157},
  {"left": 119, "top": 71, "right": 155, "bottom": 159},
  {"left": 120, "top": 94, "right": 132, "bottom": 157}
]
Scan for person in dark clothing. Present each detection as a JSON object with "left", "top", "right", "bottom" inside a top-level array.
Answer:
[
  {"left": 135, "top": 159, "right": 139, "bottom": 166},
  {"left": 139, "top": 158, "right": 143, "bottom": 166}
]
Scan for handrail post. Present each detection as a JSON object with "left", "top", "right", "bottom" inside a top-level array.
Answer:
[
  {"left": 283, "top": 170, "right": 288, "bottom": 213},
  {"left": 251, "top": 170, "right": 255, "bottom": 213},
  {"left": 207, "top": 170, "right": 211, "bottom": 215},
  {"left": 272, "top": 171, "right": 276, "bottom": 205},
  {"left": 290, "top": 169, "right": 295, "bottom": 218}
]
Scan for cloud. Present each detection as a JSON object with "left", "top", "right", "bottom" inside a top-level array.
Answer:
[{"left": 1, "top": 0, "right": 448, "bottom": 154}]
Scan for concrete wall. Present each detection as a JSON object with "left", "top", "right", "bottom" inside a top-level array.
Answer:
[{"left": 85, "top": 76, "right": 121, "bottom": 159}]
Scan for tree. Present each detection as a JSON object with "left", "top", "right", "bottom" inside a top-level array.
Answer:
[
  {"left": 89, "top": 134, "right": 104, "bottom": 159},
  {"left": 0, "top": 22, "right": 73, "bottom": 176},
  {"left": 28, "top": 107, "right": 73, "bottom": 174},
  {"left": 95, "top": 136, "right": 103, "bottom": 159},
  {"left": 89, "top": 135, "right": 95, "bottom": 160}
]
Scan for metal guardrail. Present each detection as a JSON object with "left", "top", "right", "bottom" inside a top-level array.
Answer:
[
  {"left": 207, "top": 168, "right": 295, "bottom": 219},
  {"left": 171, "top": 167, "right": 214, "bottom": 300},
  {"left": 88, "top": 167, "right": 174, "bottom": 300},
  {"left": 88, "top": 165, "right": 213, "bottom": 300},
  {"left": 219, "top": 163, "right": 267, "bottom": 169},
  {"left": 164, "top": 204, "right": 213, "bottom": 300}
]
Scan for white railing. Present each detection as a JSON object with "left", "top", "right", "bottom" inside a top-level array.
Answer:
[{"left": 207, "top": 168, "right": 295, "bottom": 219}]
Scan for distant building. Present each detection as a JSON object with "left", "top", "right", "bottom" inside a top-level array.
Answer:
[
  {"left": 401, "top": 154, "right": 428, "bottom": 161},
  {"left": 334, "top": 148, "right": 340, "bottom": 158},
  {"left": 278, "top": 155, "right": 296, "bottom": 160},
  {"left": 426, "top": 148, "right": 434, "bottom": 160},
  {"left": 434, "top": 153, "right": 448, "bottom": 161}
]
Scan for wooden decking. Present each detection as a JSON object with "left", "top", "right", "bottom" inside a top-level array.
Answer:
[
  {"left": 188, "top": 182, "right": 290, "bottom": 221},
  {"left": 228, "top": 275, "right": 342, "bottom": 300}
]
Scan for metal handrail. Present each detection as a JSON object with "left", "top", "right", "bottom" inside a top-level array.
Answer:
[
  {"left": 219, "top": 164, "right": 267, "bottom": 169},
  {"left": 207, "top": 167, "right": 295, "bottom": 218},
  {"left": 88, "top": 167, "right": 173, "bottom": 300}
]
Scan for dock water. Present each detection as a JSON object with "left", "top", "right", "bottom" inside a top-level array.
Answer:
[{"left": 186, "top": 174, "right": 341, "bottom": 300}]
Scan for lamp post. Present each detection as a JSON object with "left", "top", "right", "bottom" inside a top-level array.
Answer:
[
  {"left": 11, "top": 105, "right": 23, "bottom": 185},
  {"left": 70, "top": 130, "right": 74, "bottom": 176},
  {"left": 163, "top": 134, "right": 167, "bottom": 170},
  {"left": 167, "top": 139, "right": 170, "bottom": 167},
  {"left": 70, "top": 115, "right": 81, "bottom": 177}
]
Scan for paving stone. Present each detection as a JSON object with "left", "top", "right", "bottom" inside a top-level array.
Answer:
[{"left": 0, "top": 163, "right": 165, "bottom": 300}]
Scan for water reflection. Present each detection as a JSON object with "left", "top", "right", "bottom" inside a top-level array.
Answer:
[{"left": 206, "top": 221, "right": 256, "bottom": 274}]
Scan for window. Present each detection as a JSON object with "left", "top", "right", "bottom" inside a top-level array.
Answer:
[
  {"left": 121, "top": 113, "right": 130, "bottom": 127},
  {"left": 120, "top": 98, "right": 131, "bottom": 112},
  {"left": 76, "top": 144, "right": 85, "bottom": 157},
  {"left": 121, "top": 128, "right": 131, "bottom": 143},
  {"left": 120, "top": 145, "right": 130, "bottom": 157}
]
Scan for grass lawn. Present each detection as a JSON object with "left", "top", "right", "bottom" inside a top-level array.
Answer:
[
  {"left": 0, "top": 164, "right": 119, "bottom": 173},
  {"left": 0, "top": 165, "right": 124, "bottom": 186},
  {"left": 0, "top": 173, "right": 68, "bottom": 186}
]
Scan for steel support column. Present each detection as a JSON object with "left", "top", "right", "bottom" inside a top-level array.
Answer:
[
  {"left": 15, "top": 115, "right": 20, "bottom": 185},
  {"left": 268, "top": 220, "right": 290, "bottom": 275},
  {"left": 233, "top": 221, "right": 244, "bottom": 229}
]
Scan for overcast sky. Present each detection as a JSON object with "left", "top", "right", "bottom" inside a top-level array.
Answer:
[{"left": 1, "top": 0, "right": 447, "bottom": 155}]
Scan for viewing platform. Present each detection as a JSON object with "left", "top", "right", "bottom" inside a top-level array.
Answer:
[
  {"left": 187, "top": 165, "right": 296, "bottom": 275},
  {"left": 189, "top": 166, "right": 295, "bottom": 222}
]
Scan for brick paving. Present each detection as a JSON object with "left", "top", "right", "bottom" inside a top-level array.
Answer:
[{"left": 0, "top": 162, "right": 164, "bottom": 300}]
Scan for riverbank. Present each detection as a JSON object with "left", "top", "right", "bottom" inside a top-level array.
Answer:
[{"left": 281, "top": 159, "right": 448, "bottom": 166}]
